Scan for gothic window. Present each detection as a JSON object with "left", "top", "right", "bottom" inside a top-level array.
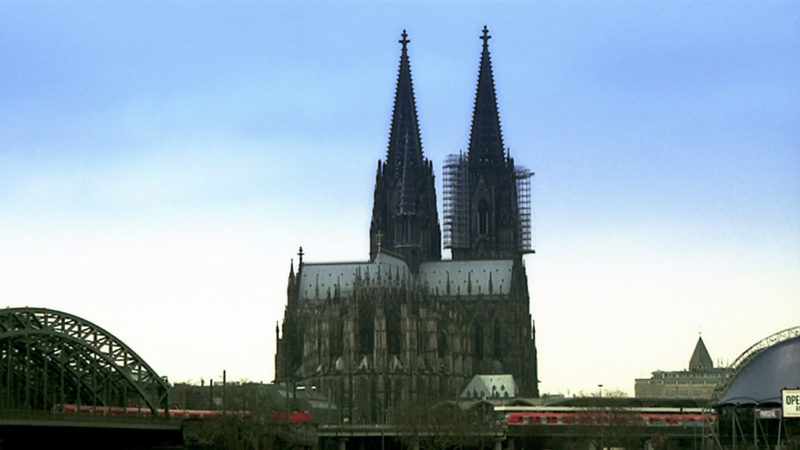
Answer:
[
  {"left": 357, "top": 378, "right": 369, "bottom": 422},
  {"left": 358, "top": 302, "right": 375, "bottom": 354},
  {"left": 493, "top": 319, "right": 503, "bottom": 358},
  {"left": 474, "top": 322, "right": 484, "bottom": 359},
  {"left": 437, "top": 330, "right": 448, "bottom": 359},
  {"left": 292, "top": 332, "right": 305, "bottom": 375},
  {"left": 329, "top": 320, "right": 343, "bottom": 358},
  {"left": 386, "top": 301, "right": 401, "bottom": 355},
  {"left": 416, "top": 321, "right": 426, "bottom": 353},
  {"left": 337, "top": 378, "right": 344, "bottom": 417},
  {"left": 370, "top": 379, "right": 378, "bottom": 423},
  {"left": 478, "top": 200, "right": 490, "bottom": 235},
  {"left": 394, "top": 378, "right": 404, "bottom": 405}
]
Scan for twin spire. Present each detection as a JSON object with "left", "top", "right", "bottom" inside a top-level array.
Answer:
[
  {"left": 372, "top": 27, "right": 505, "bottom": 267},
  {"left": 387, "top": 26, "right": 505, "bottom": 171}
]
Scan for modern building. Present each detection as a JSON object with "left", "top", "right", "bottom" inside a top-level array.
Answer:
[
  {"left": 275, "top": 28, "right": 538, "bottom": 424},
  {"left": 635, "top": 336, "right": 731, "bottom": 400},
  {"left": 714, "top": 326, "right": 800, "bottom": 448}
]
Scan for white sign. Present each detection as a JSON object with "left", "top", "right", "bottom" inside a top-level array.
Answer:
[
  {"left": 756, "top": 408, "right": 782, "bottom": 419},
  {"left": 783, "top": 389, "right": 800, "bottom": 418}
]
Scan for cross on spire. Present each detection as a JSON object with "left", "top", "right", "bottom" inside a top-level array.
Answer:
[
  {"left": 481, "top": 25, "right": 491, "bottom": 47},
  {"left": 399, "top": 29, "right": 410, "bottom": 50}
]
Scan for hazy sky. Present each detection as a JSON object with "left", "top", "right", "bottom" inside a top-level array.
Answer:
[{"left": 1, "top": 1, "right": 798, "bottom": 396}]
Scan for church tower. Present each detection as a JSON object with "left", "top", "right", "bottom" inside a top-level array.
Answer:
[
  {"left": 444, "top": 26, "right": 533, "bottom": 260},
  {"left": 277, "top": 29, "right": 539, "bottom": 424},
  {"left": 370, "top": 30, "right": 441, "bottom": 271}
]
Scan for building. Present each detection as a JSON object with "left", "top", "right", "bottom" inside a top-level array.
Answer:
[
  {"left": 635, "top": 336, "right": 731, "bottom": 400},
  {"left": 714, "top": 326, "right": 800, "bottom": 448},
  {"left": 275, "top": 28, "right": 538, "bottom": 424},
  {"left": 460, "top": 374, "right": 519, "bottom": 399}
]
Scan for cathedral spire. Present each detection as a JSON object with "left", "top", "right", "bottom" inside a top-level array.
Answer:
[
  {"left": 370, "top": 30, "right": 441, "bottom": 270},
  {"left": 386, "top": 29, "right": 423, "bottom": 170},
  {"left": 468, "top": 25, "right": 505, "bottom": 164}
]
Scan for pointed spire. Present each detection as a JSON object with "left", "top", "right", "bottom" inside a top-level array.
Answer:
[
  {"left": 387, "top": 29, "right": 424, "bottom": 172},
  {"left": 370, "top": 29, "right": 441, "bottom": 269},
  {"left": 689, "top": 336, "right": 714, "bottom": 371},
  {"left": 468, "top": 25, "right": 505, "bottom": 164}
]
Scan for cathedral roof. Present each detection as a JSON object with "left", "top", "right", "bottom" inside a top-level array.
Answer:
[
  {"left": 468, "top": 26, "right": 505, "bottom": 165},
  {"left": 419, "top": 259, "right": 514, "bottom": 296},
  {"left": 297, "top": 251, "right": 410, "bottom": 301},
  {"left": 689, "top": 336, "right": 714, "bottom": 371},
  {"left": 296, "top": 253, "right": 516, "bottom": 301}
]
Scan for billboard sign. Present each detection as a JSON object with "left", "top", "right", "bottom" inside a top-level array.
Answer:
[{"left": 783, "top": 389, "right": 800, "bottom": 418}]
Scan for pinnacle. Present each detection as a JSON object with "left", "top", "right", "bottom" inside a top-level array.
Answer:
[{"left": 468, "top": 26, "right": 505, "bottom": 163}]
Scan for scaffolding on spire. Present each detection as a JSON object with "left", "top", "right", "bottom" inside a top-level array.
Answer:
[
  {"left": 515, "top": 166, "right": 534, "bottom": 253},
  {"left": 442, "top": 153, "right": 469, "bottom": 250}
]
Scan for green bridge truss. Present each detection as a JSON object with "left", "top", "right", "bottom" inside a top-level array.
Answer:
[{"left": 0, "top": 307, "right": 169, "bottom": 415}]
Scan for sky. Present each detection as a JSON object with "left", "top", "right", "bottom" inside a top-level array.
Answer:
[{"left": 1, "top": 1, "right": 798, "bottom": 396}]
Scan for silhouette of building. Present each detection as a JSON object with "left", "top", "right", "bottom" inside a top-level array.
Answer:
[
  {"left": 275, "top": 27, "right": 537, "bottom": 424},
  {"left": 635, "top": 336, "right": 731, "bottom": 400}
]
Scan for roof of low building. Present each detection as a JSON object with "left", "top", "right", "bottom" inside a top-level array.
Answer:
[
  {"left": 460, "top": 374, "right": 518, "bottom": 399},
  {"left": 689, "top": 336, "right": 714, "bottom": 371}
]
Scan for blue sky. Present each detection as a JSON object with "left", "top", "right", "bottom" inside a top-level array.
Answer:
[{"left": 1, "top": 1, "right": 798, "bottom": 395}]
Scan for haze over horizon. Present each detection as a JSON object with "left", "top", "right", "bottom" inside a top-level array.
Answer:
[{"left": 1, "top": 1, "right": 798, "bottom": 396}]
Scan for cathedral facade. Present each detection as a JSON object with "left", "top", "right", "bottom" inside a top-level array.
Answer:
[{"left": 275, "top": 28, "right": 537, "bottom": 424}]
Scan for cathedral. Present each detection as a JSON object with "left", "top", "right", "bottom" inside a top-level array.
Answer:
[{"left": 275, "top": 27, "right": 537, "bottom": 424}]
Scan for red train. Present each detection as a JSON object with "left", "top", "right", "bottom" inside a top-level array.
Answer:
[
  {"left": 499, "top": 407, "right": 716, "bottom": 428},
  {"left": 269, "top": 410, "right": 312, "bottom": 423},
  {"left": 58, "top": 404, "right": 310, "bottom": 422}
]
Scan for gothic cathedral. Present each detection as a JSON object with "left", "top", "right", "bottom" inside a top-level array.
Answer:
[{"left": 276, "top": 27, "right": 537, "bottom": 424}]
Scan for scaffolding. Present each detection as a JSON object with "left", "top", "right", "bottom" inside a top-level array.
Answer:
[
  {"left": 515, "top": 166, "right": 534, "bottom": 253},
  {"left": 442, "top": 153, "right": 469, "bottom": 250}
]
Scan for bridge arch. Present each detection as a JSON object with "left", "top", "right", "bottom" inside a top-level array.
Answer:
[{"left": 0, "top": 307, "right": 169, "bottom": 415}]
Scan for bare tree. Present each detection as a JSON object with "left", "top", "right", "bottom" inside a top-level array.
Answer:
[{"left": 392, "top": 397, "right": 502, "bottom": 450}]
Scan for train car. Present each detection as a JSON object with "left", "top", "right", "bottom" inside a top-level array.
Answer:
[
  {"left": 498, "top": 406, "right": 715, "bottom": 428},
  {"left": 269, "top": 410, "right": 312, "bottom": 423},
  {"left": 56, "top": 404, "right": 252, "bottom": 419}
]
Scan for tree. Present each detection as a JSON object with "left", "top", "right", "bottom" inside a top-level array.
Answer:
[{"left": 392, "top": 397, "right": 502, "bottom": 450}]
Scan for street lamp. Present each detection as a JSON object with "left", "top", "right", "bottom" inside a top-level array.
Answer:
[{"left": 597, "top": 384, "right": 604, "bottom": 450}]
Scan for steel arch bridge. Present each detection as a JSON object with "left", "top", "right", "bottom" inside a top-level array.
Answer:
[{"left": 0, "top": 307, "right": 169, "bottom": 415}]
